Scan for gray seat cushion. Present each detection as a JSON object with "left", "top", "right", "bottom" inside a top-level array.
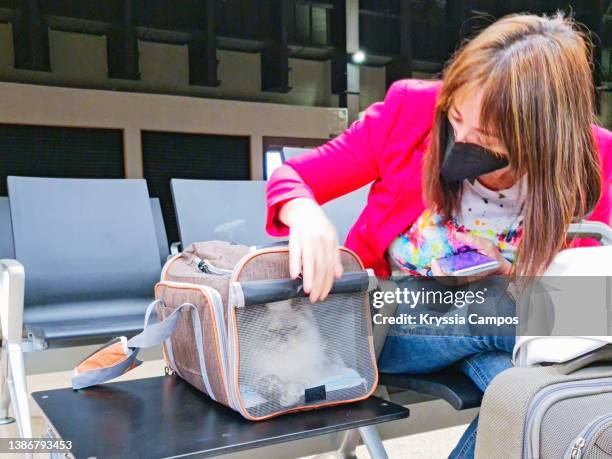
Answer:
[
  {"left": 26, "top": 315, "right": 149, "bottom": 344},
  {"left": 25, "top": 300, "right": 151, "bottom": 346},
  {"left": 24, "top": 298, "right": 156, "bottom": 346}
]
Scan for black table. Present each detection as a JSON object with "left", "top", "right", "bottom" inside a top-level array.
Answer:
[{"left": 32, "top": 375, "right": 409, "bottom": 459}]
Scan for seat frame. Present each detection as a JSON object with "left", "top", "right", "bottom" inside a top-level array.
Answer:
[{"left": 0, "top": 259, "right": 31, "bottom": 437}]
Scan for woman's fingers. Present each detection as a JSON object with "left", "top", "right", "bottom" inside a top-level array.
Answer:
[
  {"left": 454, "top": 232, "right": 499, "bottom": 259},
  {"left": 431, "top": 231, "right": 515, "bottom": 293},
  {"left": 309, "top": 241, "right": 325, "bottom": 302},
  {"left": 282, "top": 197, "right": 341, "bottom": 302},
  {"left": 311, "top": 233, "right": 337, "bottom": 302},
  {"left": 301, "top": 243, "right": 315, "bottom": 295},
  {"left": 319, "top": 237, "right": 337, "bottom": 301},
  {"left": 453, "top": 231, "right": 512, "bottom": 276},
  {"left": 430, "top": 259, "right": 447, "bottom": 277},
  {"left": 289, "top": 235, "right": 302, "bottom": 280}
]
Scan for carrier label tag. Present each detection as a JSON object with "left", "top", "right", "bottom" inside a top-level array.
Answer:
[{"left": 305, "top": 385, "right": 326, "bottom": 403}]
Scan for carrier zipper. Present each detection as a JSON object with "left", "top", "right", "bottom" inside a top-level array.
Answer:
[
  {"left": 190, "top": 256, "right": 233, "bottom": 276},
  {"left": 570, "top": 438, "right": 586, "bottom": 459}
]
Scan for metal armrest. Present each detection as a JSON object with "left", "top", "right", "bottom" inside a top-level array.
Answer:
[
  {"left": 170, "top": 242, "right": 182, "bottom": 256},
  {"left": 568, "top": 220, "right": 612, "bottom": 246}
]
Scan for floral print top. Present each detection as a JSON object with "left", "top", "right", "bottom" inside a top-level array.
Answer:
[{"left": 388, "top": 178, "right": 525, "bottom": 276}]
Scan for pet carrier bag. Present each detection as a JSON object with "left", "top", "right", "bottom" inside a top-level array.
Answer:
[
  {"left": 72, "top": 241, "right": 379, "bottom": 420},
  {"left": 475, "top": 343, "right": 612, "bottom": 459}
]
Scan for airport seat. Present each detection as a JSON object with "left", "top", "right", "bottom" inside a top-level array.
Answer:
[
  {"left": 171, "top": 179, "right": 275, "bottom": 248},
  {"left": 0, "top": 197, "right": 14, "bottom": 259},
  {"left": 322, "top": 186, "right": 370, "bottom": 243},
  {"left": 0, "top": 195, "right": 168, "bottom": 342},
  {"left": 165, "top": 178, "right": 612, "bottom": 452},
  {"left": 7, "top": 177, "right": 163, "bottom": 347},
  {"left": 0, "top": 177, "right": 164, "bottom": 436}
]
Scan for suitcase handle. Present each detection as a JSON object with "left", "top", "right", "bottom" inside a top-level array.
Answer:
[{"left": 558, "top": 344, "right": 612, "bottom": 374}]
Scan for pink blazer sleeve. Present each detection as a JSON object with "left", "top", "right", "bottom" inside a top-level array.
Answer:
[
  {"left": 265, "top": 80, "right": 417, "bottom": 236},
  {"left": 573, "top": 126, "right": 612, "bottom": 247}
]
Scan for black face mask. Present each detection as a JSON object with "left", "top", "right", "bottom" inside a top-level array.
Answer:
[{"left": 440, "top": 119, "right": 508, "bottom": 184}]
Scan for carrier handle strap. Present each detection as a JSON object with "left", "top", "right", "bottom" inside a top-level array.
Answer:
[
  {"left": 71, "top": 301, "right": 199, "bottom": 390},
  {"left": 557, "top": 344, "right": 612, "bottom": 375},
  {"left": 126, "top": 301, "right": 184, "bottom": 348},
  {"left": 236, "top": 269, "right": 377, "bottom": 307}
]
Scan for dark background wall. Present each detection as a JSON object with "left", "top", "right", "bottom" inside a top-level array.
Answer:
[
  {"left": 0, "top": 1, "right": 609, "bottom": 112},
  {"left": 141, "top": 131, "right": 250, "bottom": 242},
  {"left": 0, "top": 124, "right": 124, "bottom": 196}
]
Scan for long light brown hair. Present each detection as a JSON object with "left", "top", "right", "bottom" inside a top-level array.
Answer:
[{"left": 423, "top": 13, "right": 602, "bottom": 277}]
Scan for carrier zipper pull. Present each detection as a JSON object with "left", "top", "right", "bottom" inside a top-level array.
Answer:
[
  {"left": 164, "top": 366, "right": 175, "bottom": 376},
  {"left": 190, "top": 256, "right": 233, "bottom": 276},
  {"left": 570, "top": 438, "right": 586, "bottom": 459}
]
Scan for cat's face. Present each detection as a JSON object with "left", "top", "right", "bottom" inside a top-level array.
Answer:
[{"left": 260, "top": 302, "right": 317, "bottom": 352}]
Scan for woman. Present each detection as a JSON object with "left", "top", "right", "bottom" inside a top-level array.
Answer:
[{"left": 265, "top": 14, "right": 612, "bottom": 458}]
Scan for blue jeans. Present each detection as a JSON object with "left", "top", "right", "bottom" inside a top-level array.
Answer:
[{"left": 378, "top": 334, "right": 515, "bottom": 458}]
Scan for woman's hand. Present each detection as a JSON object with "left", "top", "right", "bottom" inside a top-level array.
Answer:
[
  {"left": 280, "top": 198, "right": 343, "bottom": 302},
  {"left": 430, "top": 232, "right": 512, "bottom": 285}
]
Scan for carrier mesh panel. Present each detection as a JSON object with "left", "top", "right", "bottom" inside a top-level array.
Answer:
[{"left": 235, "top": 292, "right": 375, "bottom": 418}]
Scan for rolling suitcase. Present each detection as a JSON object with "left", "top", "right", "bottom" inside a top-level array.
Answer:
[{"left": 475, "top": 344, "right": 612, "bottom": 458}]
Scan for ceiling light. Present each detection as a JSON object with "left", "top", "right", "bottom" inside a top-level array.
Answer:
[{"left": 352, "top": 50, "right": 366, "bottom": 64}]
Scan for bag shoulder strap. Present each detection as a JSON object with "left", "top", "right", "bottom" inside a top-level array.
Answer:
[{"left": 71, "top": 301, "right": 190, "bottom": 390}]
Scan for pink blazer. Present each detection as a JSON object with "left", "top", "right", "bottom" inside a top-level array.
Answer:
[{"left": 266, "top": 79, "right": 612, "bottom": 277}]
